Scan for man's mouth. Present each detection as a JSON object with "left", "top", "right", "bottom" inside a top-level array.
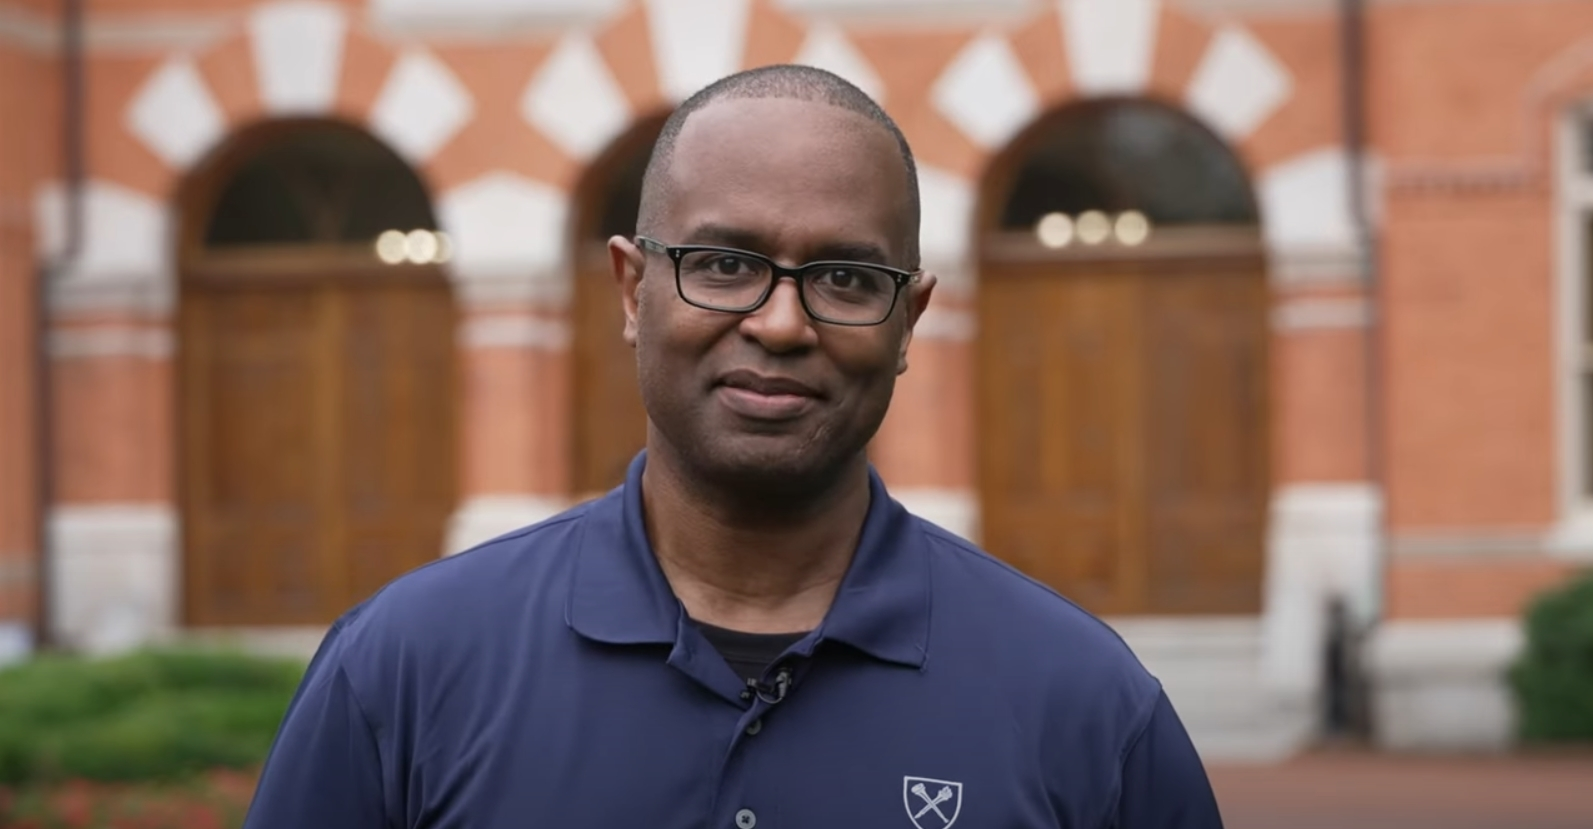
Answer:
[
  {"left": 714, "top": 370, "right": 821, "bottom": 421},
  {"left": 717, "top": 370, "right": 820, "bottom": 398}
]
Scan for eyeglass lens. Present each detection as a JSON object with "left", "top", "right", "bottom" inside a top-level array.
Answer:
[{"left": 677, "top": 249, "right": 897, "bottom": 324}]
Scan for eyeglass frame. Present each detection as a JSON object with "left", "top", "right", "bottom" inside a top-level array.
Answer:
[{"left": 634, "top": 235, "right": 922, "bottom": 327}]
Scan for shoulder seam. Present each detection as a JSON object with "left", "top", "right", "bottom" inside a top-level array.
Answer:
[
  {"left": 1093, "top": 686, "right": 1166, "bottom": 829},
  {"left": 335, "top": 658, "right": 382, "bottom": 743},
  {"left": 333, "top": 658, "right": 394, "bottom": 822}
]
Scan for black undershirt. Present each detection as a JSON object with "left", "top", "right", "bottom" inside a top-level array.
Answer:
[{"left": 696, "top": 621, "right": 807, "bottom": 684}]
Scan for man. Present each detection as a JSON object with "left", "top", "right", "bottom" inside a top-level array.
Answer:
[{"left": 242, "top": 66, "right": 1224, "bottom": 828}]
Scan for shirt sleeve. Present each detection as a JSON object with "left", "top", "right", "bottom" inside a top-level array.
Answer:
[
  {"left": 242, "top": 621, "right": 391, "bottom": 829},
  {"left": 1110, "top": 690, "right": 1226, "bottom": 829}
]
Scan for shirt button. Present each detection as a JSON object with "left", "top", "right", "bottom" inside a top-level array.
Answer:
[
  {"left": 735, "top": 808, "right": 757, "bottom": 829},
  {"left": 745, "top": 719, "right": 763, "bottom": 736}
]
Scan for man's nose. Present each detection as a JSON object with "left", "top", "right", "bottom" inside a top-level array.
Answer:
[{"left": 740, "top": 277, "right": 818, "bottom": 352}]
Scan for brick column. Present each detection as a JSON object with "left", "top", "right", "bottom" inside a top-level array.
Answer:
[
  {"left": 38, "top": 180, "right": 180, "bottom": 654},
  {"left": 439, "top": 172, "right": 577, "bottom": 554}
]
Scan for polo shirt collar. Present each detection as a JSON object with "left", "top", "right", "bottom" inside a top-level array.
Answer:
[{"left": 566, "top": 451, "right": 930, "bottom": 668}]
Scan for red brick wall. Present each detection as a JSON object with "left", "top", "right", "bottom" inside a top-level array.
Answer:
[
  {"left": 1381, "top": 189, "right": 1556, "bottom": 529},
  {"left": 1369, "top": 1, "right": 1593, "bottom": 620},
  {"left": 1371, "top": 1, "right": 1593, "bottom": 163},
  {"left": 1372, "top": 2, "right": 1588, "bottom": 531},
  {"left": 1387, "top": 558, "right": 1583, "bottom": 619},
  {"left": 1274, "top": 321, "right": 1370, "bottom": 484},
  {"left": 0, "top": 31, "right": 51, "bottom": 628}
]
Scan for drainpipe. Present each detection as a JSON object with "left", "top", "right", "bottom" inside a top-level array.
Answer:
[
  {"left": 34, "top": 0, "right": 86, "bottom": 652},
  {"left": 1339, "top": 0, "right": 1383, "bottom": 738}
]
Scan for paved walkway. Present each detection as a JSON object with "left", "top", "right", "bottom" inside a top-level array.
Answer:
[{"left": 1208, "top": 749, "right": 1593, "bottom": 829}]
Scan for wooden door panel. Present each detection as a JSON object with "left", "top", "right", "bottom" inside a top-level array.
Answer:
[
  {"left": 183, "top": 286, "right": 327, "bottom": 625},
  {"left": 977, "top": 255, "right": 1268, "bottom": 618},
  {"left": 339, "top": 282, "right": 457, "bottom": 605},
  {"left": 1143, "top": 265, "right": 1268, "bottom": 614},
  {"left": 204, "top": 524, "right": 321, "bottom": 622},
  {"left": 982, "top": 506, "right": 1127, "bottom": 611},
  {"left": 977, "top": 265, "right": 1145, "bottom": 614},
  {"left": 978, "top": 272, "right": 1043, "bottom": 497},
  {"left": 572, "top": 259, "right": 648, "bottom": 498},
  {"left": 1145, "top": 506, "right": 1265, "bottom": 612},
  {"left": 204, "top": 290, "right": 319, "bottom": 509}
]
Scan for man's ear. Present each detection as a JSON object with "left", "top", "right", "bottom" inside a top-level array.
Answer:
[
  {"left": 609, "top": 235, "right": 646, "bottom": 347},
  {"left": 896, "top": 271, "right": 938, "bottom": 376}
]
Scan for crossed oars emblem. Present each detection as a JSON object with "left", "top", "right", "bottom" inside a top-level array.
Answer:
[{"left": 910, "top": 782, "right": 954, "bottom": 823}]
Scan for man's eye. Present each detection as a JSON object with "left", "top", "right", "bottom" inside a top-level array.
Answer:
[
  {"left": 817, "top": 267, "right": 885, "bottom": 293},
  {"left": 685, "top": 253, "right": 755, "bottom": 277},
  {"left": 820, "top": 269, "right": 857, "bottom": 288},
  {"left": 711, "top": 256, "right": 751, "bottom": 275}
]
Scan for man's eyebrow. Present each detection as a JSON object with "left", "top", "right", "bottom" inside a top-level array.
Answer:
[
  {"left": 681, "top": 223, "right": 767, "bottom": 251},
  {"left": 808, "top": 241, "right": 889, "bottom": 264},
  {"left": 682, "top": 223, "right": 892, "bottom": 265}
]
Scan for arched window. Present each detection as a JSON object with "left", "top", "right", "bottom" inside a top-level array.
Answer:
[
  {"left": 990, "top": 100, "right": 1258, "bottom": 251},
  {"left": 196, "top": 121, "right": 440, "bottom": 256}
]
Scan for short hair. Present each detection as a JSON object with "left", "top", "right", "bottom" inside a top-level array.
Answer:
[{"left": 636, "top": 64, "right": 922, "bottom": 268}]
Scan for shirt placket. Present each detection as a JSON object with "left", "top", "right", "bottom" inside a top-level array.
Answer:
[
  {"left": 702, "top": 661, "right": 823, "bottom": 828},
  {"left": 712, "top": 693, "right": 772, "bottom": 829}
]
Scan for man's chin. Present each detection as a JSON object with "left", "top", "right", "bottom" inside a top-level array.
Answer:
[{"left": 691, "top": 436, "right": 835, "bottom": 493}]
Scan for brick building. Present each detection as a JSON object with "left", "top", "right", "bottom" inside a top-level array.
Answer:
[{"left": 1, "top": 0, "right": 1587, "bottom": 759}]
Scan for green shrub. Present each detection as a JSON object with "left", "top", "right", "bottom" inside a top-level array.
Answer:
[
  {"left": 0, "top": 649, "right": 305, "bottom": 786},
  {"left": 1509, "top": 568, "right": 1593, "bottom": 742}
]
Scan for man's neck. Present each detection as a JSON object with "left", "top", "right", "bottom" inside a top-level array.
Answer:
[{"left": 639, "top": 448, "right": 871, "bottom": 635}]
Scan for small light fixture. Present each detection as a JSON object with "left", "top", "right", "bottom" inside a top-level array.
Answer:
[
  {"left": 405, "top": 229, "right": 440, "bottom": 264},
  {"left": 1114, "top": 210, "right": 1151, "bottom": 247},
  {"left": 1035, "top": 212, "right": 1074, "bottom": 249},
  {"left": 375, "top": 230, "right": 407, "bottom": 264},
  {"left": 1076, "top": 210, "right": 1111, "bottom": 245}
]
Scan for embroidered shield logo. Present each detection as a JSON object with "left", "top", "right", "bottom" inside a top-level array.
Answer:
[{"left": 903, "top": 776, "right": 963, "bottom": 829}]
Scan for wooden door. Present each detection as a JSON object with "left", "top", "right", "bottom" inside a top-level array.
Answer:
[
  {"left": 976, "top": 255, "right": 1268, "bottom": 616},
  {"left": 571, "top": 247, "right": 649, "bottom": 499},
  {"left": 181, "top": 266, "right": 457, "bottom": 626}
]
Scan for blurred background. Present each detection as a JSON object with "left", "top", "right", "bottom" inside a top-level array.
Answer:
[{"left": 1, "top": 0, "right": 1591, "bottom": 826}]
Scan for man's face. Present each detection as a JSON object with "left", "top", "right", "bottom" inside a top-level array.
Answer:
[{"left": 611, "top": 96, "right": 935, "bottom": 492}]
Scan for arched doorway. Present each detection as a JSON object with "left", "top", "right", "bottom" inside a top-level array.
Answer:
[
  {"left": 178, "top": 120, "right": 458, "bottom": 627},
  {"left": 976, "top": 100, "right": 1270, "bottom": 617},
  {"left": 570, "top": 116, "right": 667, "bottom": 499}
]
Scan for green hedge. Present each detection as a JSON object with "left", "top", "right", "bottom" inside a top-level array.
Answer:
[
  {"left": 1510, "top": 568, "right": 1593, "bottom": 742},
  {"left": 0, "top": 649, "right": 305, "bottom": 786}
]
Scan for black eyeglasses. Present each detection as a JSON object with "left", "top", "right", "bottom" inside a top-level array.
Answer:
[{"left": 635, "top": 236, "right": 920, "bottom": 327}]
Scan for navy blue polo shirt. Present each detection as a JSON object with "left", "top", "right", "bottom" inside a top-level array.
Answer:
[{"left": 243, "top": 453, "right": 1223, "bottom": 829}]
